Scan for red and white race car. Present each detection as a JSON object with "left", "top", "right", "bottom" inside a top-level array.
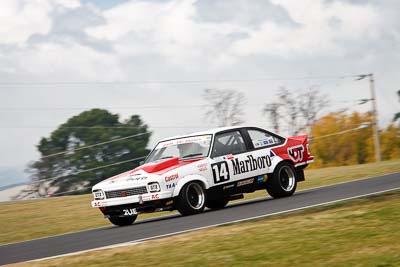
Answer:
[{"left": 92, "top": 126, "right": 314, "bottom": 226}]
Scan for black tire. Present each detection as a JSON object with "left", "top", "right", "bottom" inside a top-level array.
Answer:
[
  {"left": 206, "top": 198, "right": 229, "bottom": 210},
  {"left": 176, "top": 181, "right": 206, "bottom": 216},
  {"left": 266, "top": 161, "right": 297, "bottom": 198},
  {"left": 108, "top": 215, "right": 137, "bottom": 226}
]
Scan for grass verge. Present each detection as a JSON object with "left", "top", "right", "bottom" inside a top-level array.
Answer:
[
  {"left": 13, "top": 189, "right": 400, "bottom": 267},
  {"left": 1, "top": 159, "right": 399, "bottom": 245}
]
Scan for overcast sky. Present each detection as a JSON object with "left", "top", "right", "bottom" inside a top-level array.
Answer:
[{"left": 0, "top": 0, "right": 399, "bottom": 186}]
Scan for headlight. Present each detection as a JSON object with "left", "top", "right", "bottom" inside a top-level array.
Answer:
[
  {"left": 93, "top": 189, "right": 105, "bottom": 200},
  {"left": 148, "top": 182, "right": 160, "bottom": 193}
]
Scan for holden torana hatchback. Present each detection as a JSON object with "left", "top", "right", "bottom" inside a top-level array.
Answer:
[{"left": 92, "top": 126, "right": 314, "bottom": 226}]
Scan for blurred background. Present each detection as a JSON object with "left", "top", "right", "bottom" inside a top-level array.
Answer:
[{"left": 0, "top": 0, "right": 399, "bottom": 201}]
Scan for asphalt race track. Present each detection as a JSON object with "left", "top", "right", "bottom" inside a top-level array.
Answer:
[{"left": 1, "top": 173, "right": 400, "bottom": 265}]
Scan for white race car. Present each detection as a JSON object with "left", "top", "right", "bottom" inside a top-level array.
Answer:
[{"left": 91, "top": 126, "right": 314, "bottom": 226}]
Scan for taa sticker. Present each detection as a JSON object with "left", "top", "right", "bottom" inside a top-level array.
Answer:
[
  {"left": 123, "top": 208, "right": 137, "bottom": 216},
  {"left": 166, "top": 183, "right": 176, "bottom": 189},
  {"left": 211, "top": 161, "right": 230, "bottom": 184}
]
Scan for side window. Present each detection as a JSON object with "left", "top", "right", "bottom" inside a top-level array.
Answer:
[
  {"left": 212, "top": 131, "right": 247, "bottom": 157},
  {"left": 247, "top": 129, "right": 282, "bottom": 149}
]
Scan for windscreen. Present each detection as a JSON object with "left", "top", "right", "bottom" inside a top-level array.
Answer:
[{"left": 145, "top": 135, "right": 212, "bottom": 163}]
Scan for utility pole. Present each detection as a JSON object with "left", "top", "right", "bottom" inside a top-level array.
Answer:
[
  {"left": 356, "top": 73, "right": 381, "bottom": 162},
  {"left": 369, "top": 73, "right": 381, "bottom": 162}
]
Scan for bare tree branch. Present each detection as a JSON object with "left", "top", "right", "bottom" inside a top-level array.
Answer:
[
  {"left": 263, "top": 103, "right": 281, "bottom": 133},
  {"left": 298, "top": 88, "right": 330, "bottom": 134},
  {"left": 278, "top": 88, "right": 300, "bottom": 135},
  {"left": 203, "top": 89, "right": 246, "bottom": 127},
  {"left": 263, "top": 87, "right": 330, "bottom": 135}
]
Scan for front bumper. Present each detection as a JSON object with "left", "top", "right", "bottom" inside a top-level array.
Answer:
[
  {"left": 91, "top": 191, "right": 172, "bottom": 208},
  {"left": 99, "top": 198, "right": 175, "bottom": 218}
]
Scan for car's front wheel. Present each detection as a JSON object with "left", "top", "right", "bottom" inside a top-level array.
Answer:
[
  {"left": 266, "top": 161, "right": 297, "bottom": 198},
  {"left": 108, "top": 215, "right": 137, "bottom": 226},
  {"left": 176, "top": 181, "right": 206, "bottom": 215}
]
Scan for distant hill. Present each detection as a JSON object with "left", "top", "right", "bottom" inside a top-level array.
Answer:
[{"left": 0, "top": 167, "right": 29, "bottom": 188}]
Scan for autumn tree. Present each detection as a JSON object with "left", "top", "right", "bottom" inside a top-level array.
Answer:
[
  {"left": 203, "top": 89, "right": 246, "bottom": 127},
  {"left": 381, "top": 90, "right": 400, "bottom": 160},
  {"left": 381, "top": 124, "right": 400, "bottom": 160},
  {"left": 311, "top": 112, "right": 374, "bottom": 167}
]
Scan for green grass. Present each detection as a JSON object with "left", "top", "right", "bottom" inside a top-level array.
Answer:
[
  {"left": 1, "top": 159, "right": 399, "bottom": 245},
  {"left": 13, "top": 189, "right": 400, "bottom": 267}
]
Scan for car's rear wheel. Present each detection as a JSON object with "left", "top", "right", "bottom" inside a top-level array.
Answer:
[
  {"left": 176, "top": 181, "right": 206, "bottom": 215},
  {"left": 206, "top": 198, "right": 229, "bottom": 210},
  {"left": 266, "top": 161, "right": 297, "bottom": 198},
  {"left": 108, "top": 215, "right": 137, "bottom": 226}
]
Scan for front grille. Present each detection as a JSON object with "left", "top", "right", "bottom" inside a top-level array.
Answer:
[{"left": 105, "top": 186, "right": 148, "bottom": 199}]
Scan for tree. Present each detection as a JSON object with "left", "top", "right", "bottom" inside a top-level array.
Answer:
[
  {"left": 263, "top": 87, "right": 329, "bottom": 135},
  {"left": 278, "top": 88, "right": 300, "bottom": 135},
  {"left": 298, "top": 89, "right": 330, "bottom": 134},
  {"left": 203, "top": 89, "right": 246, "bottom": 127},
  {"left": 381, "top": 124, "right": 400, "bottom": 160},
  {"left": 311, "top": 112, "right": 374, "bottom": 167},
  {"left": 19, "top": 109, "right": 151, "bottom": 198},
  {"left": 263, "top": 103, "right": 280, "bottom": 132}
]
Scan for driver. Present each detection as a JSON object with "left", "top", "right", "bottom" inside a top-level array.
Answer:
[{"left": 177, "top": 142, "right": 203, "bottom": 158}]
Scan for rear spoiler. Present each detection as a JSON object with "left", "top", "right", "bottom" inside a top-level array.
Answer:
[{"left": 287, "top": 134, "right": 314, "bottom": 164}]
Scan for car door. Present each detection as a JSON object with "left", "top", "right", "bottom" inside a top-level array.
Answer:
[{"left": 210, "top": 130, "right": 265, "bottom": 186}]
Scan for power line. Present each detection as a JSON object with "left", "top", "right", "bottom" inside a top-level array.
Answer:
[
  {"left": 41, "top": 132, "right": 150, "bottom": 159},
  {"left": 0, "top": 98, "right": 361, "bottom": 112},
  {"left": 34, "top": 155, "right": 147, "bottom": 184},
  {"left": 18, "top": 130, "right": 152, "bottom": 192},
  {"left": 48, "top": 187, "right": 91, "bottom": 197},
  {"left": 27, "top": 124, "right": 368, "bottom": 197},
  {"left": 0, "top": 74, "right": 357, "bottom": 86},
  {"left": 0, "top": 104, "right": 209, "bottom": 111},
  {"left": 312, "top": 124, "right": 370, "bottom": 141},
  {"left": 0, "top": 126, "right": 209, "bottom": 129}
]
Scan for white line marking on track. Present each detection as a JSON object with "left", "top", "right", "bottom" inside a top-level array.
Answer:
[{"left": 32, "top": 186, "right": 400, "bottom": 262}]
